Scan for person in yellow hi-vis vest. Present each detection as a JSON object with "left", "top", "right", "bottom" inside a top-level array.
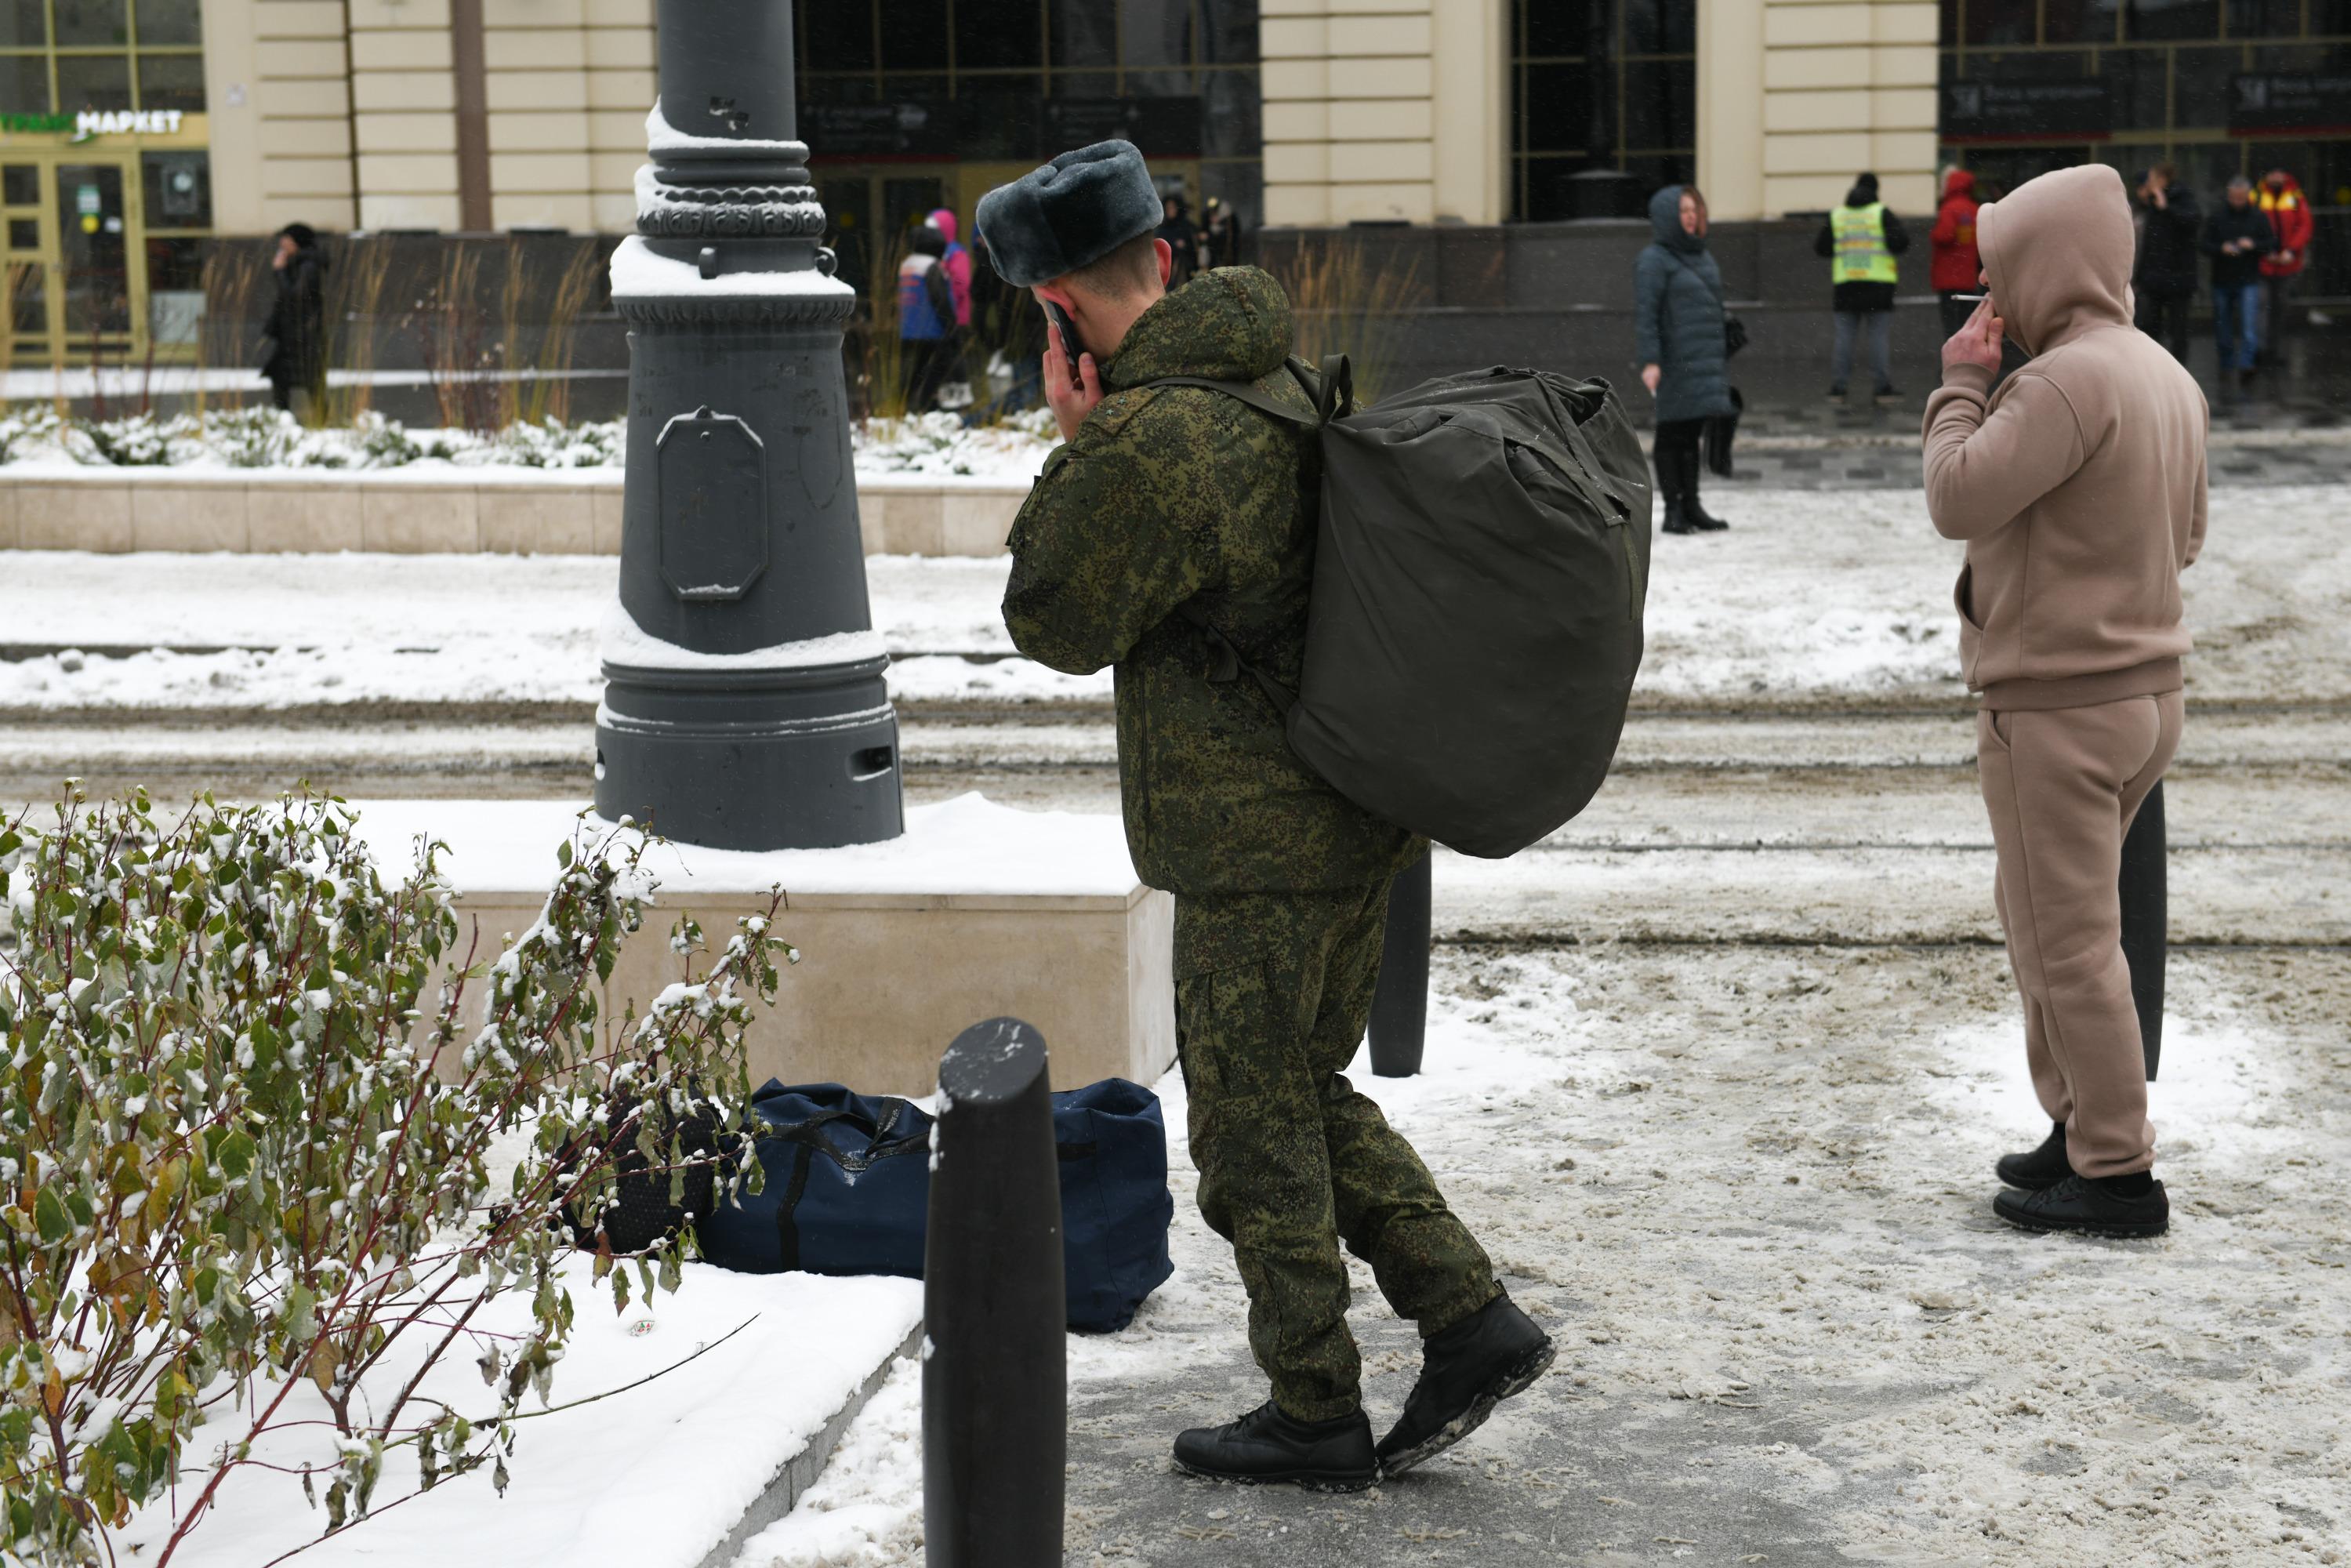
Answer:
[{"left": 1812, "top": 171, "right": 1911, "bottom": 405}]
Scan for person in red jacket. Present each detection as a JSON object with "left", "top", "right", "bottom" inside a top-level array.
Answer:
[
  {"left": 1931, "top": 167, "right": 1982, "bottom": 339},
  {"left": 2257, "top": 169, "right": 2314, "bottom": 366}
]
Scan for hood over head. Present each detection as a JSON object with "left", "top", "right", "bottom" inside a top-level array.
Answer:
[
  {"left": 1647, "top": 184, "right": 1703, "bottom": 254},
  {"left": 909, "top": 223, "right": 946, "bottom": 259},
  {"left": 1846, "top": 172, "right": 1880, "bottom": 207},
  {"left": 1104, "top": 264, "right": 1293, "bottom": 390},
  {"left": 927, "top": 207, "right": 959, "bottom": 244},
  {"left": 1976, "top": 162, "right": 2135, "bottom": 355},
  {"left": 1942, "top": 168, "right": 1975, "bottom": 201}
]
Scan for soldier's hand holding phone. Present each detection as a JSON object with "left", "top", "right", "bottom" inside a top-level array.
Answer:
[{"left": 1040, "top": 302, "right": 1104, "bottom": 443}]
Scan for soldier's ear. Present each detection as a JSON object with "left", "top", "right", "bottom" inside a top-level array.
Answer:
[{"left": 1152, "top": 238, "right": 1174, "bottom": 286}]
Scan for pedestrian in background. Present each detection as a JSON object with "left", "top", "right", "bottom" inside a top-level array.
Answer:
[
  {"left": 260, "top": 222, "right": 327, "bottom": 416},
  {"left": 2131, "top": 164, "right": 2201, "bottom": 365},
  {"left": 1200, "top": 194, "right": 1245, "bottom": 269},
  {"left": 926, "top": 207, "right": 977, "bottom": 410},
  {"left": 2201, "top": 176, "right": 2277, "bottom": 394},
  {"left": 896, "top": 223, "right": 957, "bottom": 412},
  {"left": 1923, "top": 162, "right": 2205, "bottom": 1240},
  {"left": 1931, "top": 167, "right": 1982, "bottom": 339},
  {"left": 1636, "top": 183, "right": 1736, "bottom": 535},
  {"left": 2256, "top": 166, "right": 2313, "bottom": 366},
  {"left": 1156, "top": 193, "right": 1199, "bottom": 287},
  {"left": 1816, "top": 172, "right": 1910, "bottom": 405}
]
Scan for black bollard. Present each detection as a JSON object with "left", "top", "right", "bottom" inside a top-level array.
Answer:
[
  {"left": 1368, "top": 851, "right": 1432, "bottom": 1078},
  {"left": 2119, "top": 781, "right": 2168, "bottom": 1081},
  {"left": 923, "top": 1018, "right": 1064, "bottom": 1568}
]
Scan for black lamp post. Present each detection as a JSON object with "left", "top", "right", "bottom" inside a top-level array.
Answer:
[{"left": 594, "top": 0, "right": 904, "bottom": 851}]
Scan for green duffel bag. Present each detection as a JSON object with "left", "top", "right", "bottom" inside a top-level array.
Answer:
[{"left": 1150, "top": 358, "right": 1651, "bottom": 859}]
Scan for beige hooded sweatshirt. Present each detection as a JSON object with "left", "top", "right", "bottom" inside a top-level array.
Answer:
[{"left": 1921, "top": 162, "right": 2208, "bottom": 711}]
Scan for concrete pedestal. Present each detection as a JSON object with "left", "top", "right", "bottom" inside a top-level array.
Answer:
[{"left": 350, "top": 794, "right": 1173, "bottom": 1095}]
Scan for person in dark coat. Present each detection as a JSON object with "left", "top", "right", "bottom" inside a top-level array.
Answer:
[
  {"left": 1200, "top": 194, "right": 1246, "bottom": 269},
  {"left": 1814, "top": 172, "right": 1910, "bottom": 402},
  {"left": 1156, "top": 194, "right": 1200, "bottom": 287},
  {"left": 2131, "top": 163, "right": 2201, "bottom": 364},
  {"left": 260, "top": 223, "right": 328, "bottom": 415},
  {"left": 1635, "top": 184, "right": 1736, "bottom": 535},
  {"left": 2201, "top": 176, "right": 2277, "bottom": 390}
]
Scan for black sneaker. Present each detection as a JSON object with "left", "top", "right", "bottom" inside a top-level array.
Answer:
[
  {"left": 1375, "top": 1293, "right": 1555, "bottom": 1477},
  {"left": 1874, "top": 385, "right": 1905, "bottom": 405},
  {"left": 1827, "top": 383, "right": 1849, "bottom": 401},
  {"left": 1171, "top": 1402, "right": 1379, "bottom": 1493},
  {"left": 1994, "top": 1120, "right": 2070, "bottom": 1192},
  {"left": 1994, "top": 1174, "right": 2169, "bottom": 1239}
]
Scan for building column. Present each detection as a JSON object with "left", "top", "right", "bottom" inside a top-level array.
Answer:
[
  {"left": 1262, "top": 0, "right": 1507, "bottom": 227},
  {"left": 1700, "top": 0, "right": 1939, "bottom": 221}
]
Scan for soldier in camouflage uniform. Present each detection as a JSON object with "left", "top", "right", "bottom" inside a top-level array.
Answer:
[{"left": 978, "top": 141, "right": 1553, "bottom": 1490}]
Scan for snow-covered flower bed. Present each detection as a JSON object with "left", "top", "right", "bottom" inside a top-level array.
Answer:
[{"left": 0, "top": 405, "right": 1061, "bottom": 481}]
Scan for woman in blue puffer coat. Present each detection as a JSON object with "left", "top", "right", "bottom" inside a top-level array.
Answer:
[{"left": 1634, "top": 184, "right": 1736, "bottom": 534}]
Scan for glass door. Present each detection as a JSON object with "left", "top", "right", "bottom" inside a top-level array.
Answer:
[{"left": 56, "top": 162, "right": 140, "bottom": 364}]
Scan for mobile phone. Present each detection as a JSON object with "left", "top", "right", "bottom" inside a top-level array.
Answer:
[{"left": 1039, "top": 299, "right": 1082, "bottom": 376}]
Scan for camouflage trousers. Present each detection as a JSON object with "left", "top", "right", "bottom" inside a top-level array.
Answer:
[{"left": 1174, "top": 878, "right": 1499, "bottom": 1422}]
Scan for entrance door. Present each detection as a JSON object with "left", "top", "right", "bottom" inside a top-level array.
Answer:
[{"left": 56, "top": 162, "right": 138, "bottom": 362}]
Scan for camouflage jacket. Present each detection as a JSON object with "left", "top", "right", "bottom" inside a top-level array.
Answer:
[{"left": 1002, "top": 267, "right": 1421, "bottom": 896}]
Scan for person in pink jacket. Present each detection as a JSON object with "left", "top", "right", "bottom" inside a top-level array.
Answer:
[{"left": 927, "top": 207, "right": 974, "bottom": 327}]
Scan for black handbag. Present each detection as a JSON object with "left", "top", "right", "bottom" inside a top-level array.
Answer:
[
  {"left": 1724, "top": 313, "right": 1750, "bottom": 358},
  {"left": 1706, "top": 386, "right": 1744, "bottom": 478}
]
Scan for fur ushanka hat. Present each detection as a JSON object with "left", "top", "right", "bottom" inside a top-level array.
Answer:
[{"left": 974, "top": 140, "right": 1163, "bottom": 289}]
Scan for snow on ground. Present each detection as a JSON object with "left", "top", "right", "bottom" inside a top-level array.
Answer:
[
  {"left": 116, "top": 1262, "right": 921, "bottom": 1568},
  {"left": 0, "top": 406, "right": 1057, "bottom": 479},
  {"left": 2, "top": 485, "right": 2344, "bottom": 711},
  {"left": 738, "top": 945, "right": 2349, "bottom": 1566}
]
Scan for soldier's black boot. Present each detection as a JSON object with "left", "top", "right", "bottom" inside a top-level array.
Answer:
[
  {"left": 1376, "top": 1293, "right": 1555, "bottom": 1477},
  {"left": 1994, "top": 1172, "right": 2169, "bottom": 1239},
  {"left": 1683, "top": 470, "right": 1730, "bottom": 532},
  {"left": 1171, "top": 1402, "right": 1379, "bottom": 1493},
  {"left": 1995, "top": 1120, "right": 2070, "bottom": 1192}
]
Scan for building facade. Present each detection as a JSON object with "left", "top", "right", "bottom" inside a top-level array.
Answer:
[{"left": 2, "top": 0, "right": 2344, "bottom": 365}]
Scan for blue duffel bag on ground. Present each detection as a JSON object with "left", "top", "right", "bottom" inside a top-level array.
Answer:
[{"left": 695, "top": 1076, "right": 1176, "bottom": 1333}]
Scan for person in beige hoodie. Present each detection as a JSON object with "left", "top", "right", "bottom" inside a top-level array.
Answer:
[{"left": 1923, "top": 162, "right": 2206, "bottom": 1240}]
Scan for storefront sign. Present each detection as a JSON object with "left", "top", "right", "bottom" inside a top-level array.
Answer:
[
  {"left": 0, "top": 108, "right": 189, "bottom": 138},
  {"left": 1043, "top": 97, "right": 1202, "bottom": 158},
  {"left": 1940, "top": 79, "right": 2112, "bottom": 141},
  {"left": 2230, "top": 74, "right": 2351, "bottom": 133},
  {"left": 803, "top": 102, "right": 957, "bottom": 158}
]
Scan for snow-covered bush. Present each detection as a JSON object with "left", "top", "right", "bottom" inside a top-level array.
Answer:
[{"left": 0, "top": 788, "right": 788, "bottom": 1566}]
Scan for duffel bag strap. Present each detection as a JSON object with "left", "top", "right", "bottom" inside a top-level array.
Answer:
[
  {"left": 770, "top": 1140, "right": 817, "bottom": 1273},
  {"left": 1139, "top": 373, "right": 1319, "bottom": 426}
]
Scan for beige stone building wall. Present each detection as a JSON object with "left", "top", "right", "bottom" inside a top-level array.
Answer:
[
  {"left": 1699, "top": 0, "right": 1939, "bottom": 221},
  {"left": 1259, "top": 0, "right": 1509, "bottom": 227},
  {"left": 202, "top": 0, "right": 650, "bottom": 234}
]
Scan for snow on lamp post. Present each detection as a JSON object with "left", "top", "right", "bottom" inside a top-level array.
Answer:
[{"left": 595, "top": 0, "right": 903, "bottom": 851}]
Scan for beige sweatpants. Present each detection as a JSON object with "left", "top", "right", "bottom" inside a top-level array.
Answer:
[{"left": 1975, "top": 691, "right": 2184, "bottom": 1178}]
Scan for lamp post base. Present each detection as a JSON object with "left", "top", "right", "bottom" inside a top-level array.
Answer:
[{"left": 593, "top": 657, "right": 903, "bottom": 851}]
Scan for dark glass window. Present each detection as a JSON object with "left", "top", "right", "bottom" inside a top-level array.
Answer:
[
  {"left": 2124, "top": 0, "right": 2219, "bottom": 41},
  {"left": 953, "top": 81, "right": 1041, "bottom": 158},
  {"left": 2171, "top": 43, "right": 2236, "bottom": 124},
  {"left": 142, "top": 149, "right": 206, "bottom": 227},
  {"left": 0, "top": 0, "right": 43, "bottom": 49},
  {"left": 1050, "top": 0, "right": 1116, "bottom": 67},
  {"left": 1201, "top": 0, "right": 1255, "bottom": 64},
  {"left": 1622, "top": 0, "right": 1695, "bottom": 55},
  {"left": 1525, "top": 0, "right": 1592, "bottom": 57},
  {"left": 1521, "top": 60, "right": 1592, "bottom": 153},
  {"left": 56, "top": 53, "right": 129, "bottom": 109},
  {"left": 52, "top": 0, "right": 126, "bottom": 46},
  {"left": 956, "top": 0, "right": 1039, "bottom": 68},
  {"left": 2107, "top": 47, "right": 2170, "bottom": 131},
  {"left": 879, "top": 0, "right": 949, "bottom": 71},
  {"left": 134, "top": 0, "right": 198, "bottom": 45},
  {"left": 1966, "top": 0, "right": 2038, "bottom": 45},
  {"left": 2, "top": 165, "right": 32, "bottom": 204},
  {"left": 0, "top": 53, "right": 45, "bottom": 109},
  {"left": 1622, "top": 58, "right": 1694, "bottom": 150},
  {"left": 1201, "top": 67, "right": 1259, "bottom": 159},
  {"left": 2042, "top": 0, "right": 2121, "bottom": 42},
  {"left": 1122, "top": 0, "right": 1192, "bottom": 67},
  {"left": 7, "top": 216, "right": 34, "bottom": 246},
  {"left": 136, "top": 49, "right": 198, "bottom": 109},
  {"left": 803, "top": 2, "right": 874, "bottom": 72}
]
